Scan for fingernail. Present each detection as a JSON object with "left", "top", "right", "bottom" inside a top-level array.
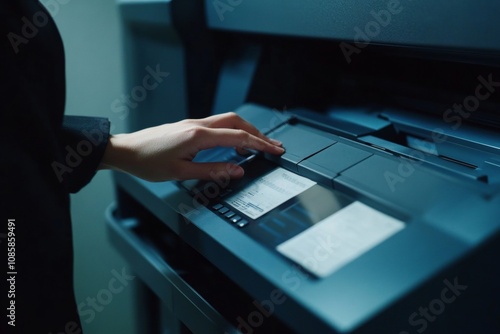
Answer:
[
  {"left": 274, "top": 146, "right": 285, "bottom": 153},
  {"left": 270, "top": 139, "right": 282, "bottom": 146},
  {"left": 228, "top": 165, "right": 244, "bottom": 177}
]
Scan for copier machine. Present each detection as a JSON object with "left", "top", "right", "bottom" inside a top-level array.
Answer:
[{"left": 107, "top": 1, "right": 500, "bottom": 333}]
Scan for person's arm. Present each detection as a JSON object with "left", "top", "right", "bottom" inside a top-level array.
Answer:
[{"left": 99, "top": 112, "right": 284, "bottom": 181}]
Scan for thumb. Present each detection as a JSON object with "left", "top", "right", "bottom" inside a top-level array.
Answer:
[{"left": 177, "top": 161, "right": 244, "bottom": 181}]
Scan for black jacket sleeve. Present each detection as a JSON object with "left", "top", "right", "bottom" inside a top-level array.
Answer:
[{"left": 57, "top": 116, "right": 111, "bottom": 193}]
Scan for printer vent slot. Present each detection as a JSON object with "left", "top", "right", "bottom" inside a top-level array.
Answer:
[{"left": 439, "top": 156, "right": 477, "bottom": 170}]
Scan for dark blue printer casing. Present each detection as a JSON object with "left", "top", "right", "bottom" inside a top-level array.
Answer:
[{"left": 108, "top": 1, "right": 500, "bottom": 333}]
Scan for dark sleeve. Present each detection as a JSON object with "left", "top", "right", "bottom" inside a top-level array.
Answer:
[{"left": 57, "top": 116, "right": 111, "bottom": 193}]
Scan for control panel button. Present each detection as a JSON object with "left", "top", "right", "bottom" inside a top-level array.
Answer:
[
  {"left": 236, "top": 220, "right": 249, "bottom": 228},
  {"left": 218, "top": 207, "right": 229, "bottom": 214},
  {"left": 212, "top": 203, "right": 223, "bottom": 210},
  {"left": 230, "top": 216, "right": 242, "bottom": 223},
  {"left": 224, "top": 211, "right": 235, "bottom": 219}
]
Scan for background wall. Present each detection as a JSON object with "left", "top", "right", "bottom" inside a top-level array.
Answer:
[{"left": 46, "top": 1, "right": 137, "bottom": 333}]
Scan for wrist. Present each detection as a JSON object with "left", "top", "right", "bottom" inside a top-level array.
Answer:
[{"left": 99, "top": 134, "right": 135, "bottom": 171}]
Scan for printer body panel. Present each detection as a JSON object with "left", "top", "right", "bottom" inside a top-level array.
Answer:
[{"left": 110, "top": 1, "right": 500, "bottom": 333}]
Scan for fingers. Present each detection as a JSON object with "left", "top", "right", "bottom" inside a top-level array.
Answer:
[
  {"left": 192, "top": 127, "right": 285, "bottom": 155},
  {"left": 199, "top": 112, "right": 281, "bottom": 146}
]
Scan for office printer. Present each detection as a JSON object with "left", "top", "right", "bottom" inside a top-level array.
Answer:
[{"left": 108, "top": 1, "right": 500, "bottom": 333}]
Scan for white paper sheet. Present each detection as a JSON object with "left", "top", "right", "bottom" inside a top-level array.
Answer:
[
  {"left": 277, "top": 201, "right": 405, "bottom": 278},
  {"left": 225, "top": 167, "right": 316, "bottom": 220}
]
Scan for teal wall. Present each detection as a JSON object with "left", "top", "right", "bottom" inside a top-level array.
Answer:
[{"left": 47, "top": 1, "right": 137, "bottom": 333}]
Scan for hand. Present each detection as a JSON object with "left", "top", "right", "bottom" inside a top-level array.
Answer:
[{"left": 100, "top": 112, "right": 284, "bottom": 181}]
